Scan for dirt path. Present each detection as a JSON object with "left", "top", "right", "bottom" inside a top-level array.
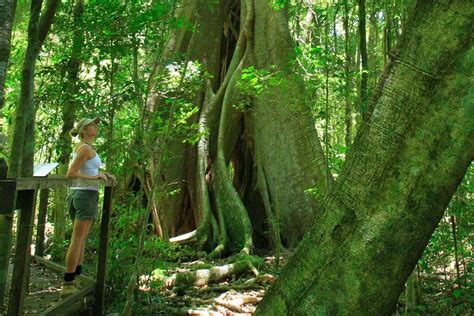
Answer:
[{"left": 3, "top": 260, "right": 91, "bottom": 314}]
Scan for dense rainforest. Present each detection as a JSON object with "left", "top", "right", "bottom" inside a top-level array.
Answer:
[{"left": 0, "top": 0, "right": 472, "bottom": 314}]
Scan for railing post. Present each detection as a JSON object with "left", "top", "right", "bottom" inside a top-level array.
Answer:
[
  {"left": 7, "top": 189, "right": 37, "bottom": 316},
  {"left": 94, "top": 186, "right": 113, "bottom": 316},
  {"left": 0, "top": 158, "right": 14, "bottom": 313},
  {"left": 0, "top": 158, "right": 7, "bottom": 179},
  {"left": 35, "top": 188, "right": 49, "bottom": 257}
]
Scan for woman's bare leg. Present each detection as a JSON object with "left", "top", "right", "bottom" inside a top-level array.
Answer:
[
  {"left": 65, "top": 219, "right": 93, "bottom": 273},
  {"left": 78, "top": 221, "right": 93, "bottom": 266}
]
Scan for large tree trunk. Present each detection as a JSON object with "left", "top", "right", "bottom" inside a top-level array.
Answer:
[
  {"left": 247, "top": 0, "right": 331, "bottom": 247},
  {"left": 141, "top": 0, "right": 227, "bottom": 241},
  {"left": 151, "top": 0, "right": 331, "bottom": 254},
  {"left": 257, "top": 0, "right": 473, "bottom": 314}
]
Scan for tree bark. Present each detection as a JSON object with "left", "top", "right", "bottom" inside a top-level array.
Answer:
[
  {"left": 0, "top": 0, "right": 17, "bottom": 110},
  {"left": 257, "top": 1, "right": 474, "bottom": 314}
]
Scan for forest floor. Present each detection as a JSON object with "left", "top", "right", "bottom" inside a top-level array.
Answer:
[
  {"left": 130, "top": 251, "right": 286, "bottom": 315},
  {"left": 1, "top": 248, "right": 471, "bottom": 315},
  {"left": 122, "top": 246, "right": 472, "bottom": 316}
]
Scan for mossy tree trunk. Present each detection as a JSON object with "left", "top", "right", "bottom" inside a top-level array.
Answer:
[
  {"left": 0, "top": 0, "right": 17, "bottom": 110},
  {"left": 19, "top": 0, "right": 60, "bottom": 176},
  {"left": 0, "top": 1, "right": 17, "bottom": 308},
  {"left": 149, "top": 0, "right": 331, "bottom": 255},
  {"left": 0, "top": 0, "right": 59, "bottom": 307},
  {"left": 257, "top": 1, "right": 474, "bottom": 314}
]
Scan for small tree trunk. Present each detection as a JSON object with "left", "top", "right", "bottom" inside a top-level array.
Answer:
[
  {"left": 324, "top": 2, "right": 331, "bottom": 168},
  {"left": 0, "top": 0, "right": 17, "bottom": 110},
  {"left": 405, "top": 270, "right": 418, "bottom": 314},
  {"left": 343, "top": 0, "right": 352, "bottom": 148},
  {"left": 35, "top": 188, "right": 49, "bottom": 257},
  {"left": 368, "top": 9, "right": 379, "bottom": 90},
  {"left": 383, "top": 0, "right": 392, "bottom": 66},
  {"left": 9, "top": 0, "right": 42, "bottom": 177},
  {"left": 54, "top": 0, "right": 84, "bottom": 254},
  {"left": 0, "top": 0, "right": 59, "bottom": 303},
  {"left": 358, "top": 0, "right": 369, "bottom": 117},
  {"left": 0, "top": 1, "right": 16, "bottom": 213},
  {"left": 22, "top": 0, "right": 60, "bottom": 177},
  {"left": 450, "top": 215, "right": 462, "bottom": 288},
  {"left": 0, "top": 0, "right": 44, "bottom": 307}
]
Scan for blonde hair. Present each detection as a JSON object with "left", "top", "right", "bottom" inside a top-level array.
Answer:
[{"left": 70, "top": 127, "right": 80, "bottom": 138}]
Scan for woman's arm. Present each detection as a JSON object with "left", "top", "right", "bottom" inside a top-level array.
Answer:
[{"left": 66, "top": 146, "right": 107, "bottom": 180}]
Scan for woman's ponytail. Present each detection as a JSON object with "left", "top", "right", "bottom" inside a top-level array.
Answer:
[{"left": 70, "top": 128, "right": 79, "bottom": 137}]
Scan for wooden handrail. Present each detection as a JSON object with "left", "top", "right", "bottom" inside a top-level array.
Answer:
[{"left": 5, "top": 176, "right": 115, "bottom": 191}]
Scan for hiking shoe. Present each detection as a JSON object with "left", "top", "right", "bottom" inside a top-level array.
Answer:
[{"left": 60, "top": 282, "right": 78, "bottom": 297}]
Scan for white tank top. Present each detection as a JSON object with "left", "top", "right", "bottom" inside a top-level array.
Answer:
[{"left": 70, "top": 144, "right": 103, "bottom": 191}]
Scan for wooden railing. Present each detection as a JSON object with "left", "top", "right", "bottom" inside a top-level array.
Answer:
[{"left": 0, "top": 158, "right": 115, "bottom": 316}]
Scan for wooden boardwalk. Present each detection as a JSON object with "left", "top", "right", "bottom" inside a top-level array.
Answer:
[
  {"left": 4, "top": 257, "right": 95, "bottom": 315},
  {"left": 0, "top": 158, "right": 115, "bottom": 315}
]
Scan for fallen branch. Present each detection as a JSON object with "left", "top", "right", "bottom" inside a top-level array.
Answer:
[
  {"left": 188, "top": 281, "right": 266, "bottom": 294},
  {"left": 160, "top": 256, "right": 264, "bottom": 289},
  {"left": 169, "top": 230, "right": 197, "bottom": 244},
  {"left": 419, "top": 273, "right": 450, "bottom": 281}
]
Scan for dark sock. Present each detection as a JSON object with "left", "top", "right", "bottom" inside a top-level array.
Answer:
[
  {"left": 64, "top": 272, "right": 75, "bottom": 282},
  {"left": 75, "top": 265, "right": 82, "bottom": 276}
]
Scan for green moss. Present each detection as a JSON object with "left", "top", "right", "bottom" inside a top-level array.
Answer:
[
  {"left": 189, "top": 263, "right": 213, "bottom": 270},
  {"left": 175, "top": 271, "right": 197, "bottom": 286}
]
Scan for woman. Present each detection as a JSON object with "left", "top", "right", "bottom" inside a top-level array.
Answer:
[{"left": 62, "top": 117, "right": 114, "bottom": 294}]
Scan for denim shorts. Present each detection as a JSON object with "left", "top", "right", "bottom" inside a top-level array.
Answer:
[{"left": 66, "top": 189, "right": 99, "bottom": 221}]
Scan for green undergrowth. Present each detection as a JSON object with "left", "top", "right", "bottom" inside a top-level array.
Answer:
[{"left": 71, "top": 195, "right": 277, "bottom": 314}]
